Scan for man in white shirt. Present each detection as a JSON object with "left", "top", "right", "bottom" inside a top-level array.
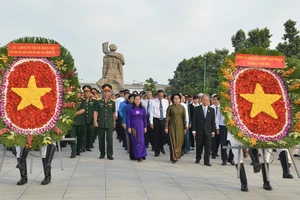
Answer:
[
  {"left": 211, "top": 95, "right": 234, "bottom": 165},
  {"left": 142, "top": 91, "right": 153, "bottom": 148},
  {"left": 114, "top": 90, "right": 125, "bottom": 141},
  {"left": 149, "top": 90, "right": 169, "bottom": 157},
  {"left": 181, "top": 95, "right": 190, "bottom": 154}
]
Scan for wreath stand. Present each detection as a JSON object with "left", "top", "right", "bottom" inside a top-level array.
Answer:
[
  {"left": 0, "top": 137, "right": 75, "bottom": 173},
  {"left": 223, "top": 146, "right": 300, "bottom": 181}
]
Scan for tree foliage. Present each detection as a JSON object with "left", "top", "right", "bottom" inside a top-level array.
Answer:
[
  {"left": 276, "top": 19, "right": 300, "bottom": 58},
  {"left": 143, "top": 77, "right": 157, "bottom": 94},
  {"left": 232, "top": 27, "right": 272, "bottom": 52},
  {"left": 168, "top": 49, "right": 229, "bottom": 95}
]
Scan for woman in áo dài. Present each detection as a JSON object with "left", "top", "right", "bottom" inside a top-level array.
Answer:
[
  {"left": 127, "top": 95, "right": 147, "bottom": 162},
  {"left": 165, "top": 94, "right": 187, "bottom": 163}
]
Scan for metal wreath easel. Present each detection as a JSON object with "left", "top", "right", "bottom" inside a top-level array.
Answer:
[
  {"left": 0, "top": 137, "right": 75, "bottom": 173},
  {"left": 223, "top": 146, "right": 300, "bottom": 181}
]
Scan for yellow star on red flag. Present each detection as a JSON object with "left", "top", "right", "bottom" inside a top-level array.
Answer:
[
  {"left": 240, "top": 83, "right": 281, "bottom": 119},
  {"left": 11, "top": 75, "right": 52, "bottom": 110}
]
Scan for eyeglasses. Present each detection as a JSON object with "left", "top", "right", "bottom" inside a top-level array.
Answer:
[{"left": 103, "top": 90, "right": 110, "bottom": 93}]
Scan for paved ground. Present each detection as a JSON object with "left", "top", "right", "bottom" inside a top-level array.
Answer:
[{"left": 0, "top": 135, "right": 300, "bottom": 200}]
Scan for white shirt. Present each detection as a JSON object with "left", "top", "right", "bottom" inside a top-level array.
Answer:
[
  {"left": 181, "top": 102, "right": 189, "bottom": 127},
  {"left": 142, "top": 99, "right": 153, "bottom": 119},
  {"left": 192, "top": 102, "right": 200, "bottom": 107},
  {"left": 149, "top": 98, "right": 169, "bottom": 124},
  {"left": 115, "top": 96, "right": 125, "bottom": 116},
  {"left": 210, "top": 104, "right": 225, "bottom": 128}
]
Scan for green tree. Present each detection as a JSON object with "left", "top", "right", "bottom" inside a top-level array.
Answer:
[
  {"left": 168, "top": 48, "right": 229, "bottom": 95},
  {"left": 245, "top": 27, "right": 272, "bottom": 48},
  {"left": 231, "top": 29, "right": 246, "bottom": 52},
  {"left": 276, "top": 19, "right": 300, "bottom": 58},
  {"left": 231, "top": 27, "right": 272, "bottom": 51},
  {"left": 143, "top": 78, "right": 157, "bottom": 94}
]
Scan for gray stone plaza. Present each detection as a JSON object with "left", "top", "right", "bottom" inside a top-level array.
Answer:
[{"left": 0, "top": 136, "right": 299, "bottom": 200}]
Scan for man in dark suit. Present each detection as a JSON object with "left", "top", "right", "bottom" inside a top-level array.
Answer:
[{"left": 192, "top": 94, "right": 216, "bottom": 166}]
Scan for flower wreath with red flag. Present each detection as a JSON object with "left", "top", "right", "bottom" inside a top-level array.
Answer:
[
  {"left": 219, "top": 47, "right": 300, "bottom": 148},
  {"left": 0, "top": 37, "right": 79, "bottom": 149}
]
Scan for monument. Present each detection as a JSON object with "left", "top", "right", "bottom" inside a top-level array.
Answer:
[{"left": 96, "top": 42, "right": 125, "bottom": 93}]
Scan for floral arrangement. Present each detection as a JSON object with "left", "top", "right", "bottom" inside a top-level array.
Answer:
[
  {"left": 0, "top": 37, "right": 79, "bottom": 149},
  {"left": 219, "top": 47, "right": 300, "bottom": 148}
]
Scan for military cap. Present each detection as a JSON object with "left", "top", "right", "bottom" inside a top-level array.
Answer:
[
  {"left": 82, "top": 85, "right": 92, "bottom": 91},
  {"left": 102, "top": 84, "right": 112, "bottom": 91}
]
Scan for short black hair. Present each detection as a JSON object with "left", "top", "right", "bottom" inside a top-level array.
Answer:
[
  {"left": 213, "top": 95, "right": 220, "bottom": 101},
  {"left": 187, "top": 94, "right": 192, "bottom": 98},
  {"left": 171, "top": 93, "right": 182, "bottom": 103},
  {"left": 193, "top": 95, "right": 199, "bottom": 99},
  {"left": 156, "top": 90, "right": 164, "bottom": 95}
]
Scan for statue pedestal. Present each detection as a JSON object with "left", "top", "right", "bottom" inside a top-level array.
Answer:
[{"left": 96, "top": 78, "right": 125, "bottom": 94}]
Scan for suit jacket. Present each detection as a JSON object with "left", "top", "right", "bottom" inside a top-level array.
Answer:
[{"left": 192, "top": 105, "right": 216, "bottom": 138}]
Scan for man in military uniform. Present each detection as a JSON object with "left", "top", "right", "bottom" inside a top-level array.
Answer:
[
  {"left": 70, "top": 91, "right": 86, "bottom": 158},
  {"left": 94, "top": 84, "right": 116, "bottom": 160},
  {"left": 82, "top": 85, "right": 96, "bottom": 152},
  {"left": 91, "top": 88, "right": 101, "bottom": 148}
]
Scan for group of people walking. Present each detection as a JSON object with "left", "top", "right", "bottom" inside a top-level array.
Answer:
[{"left": 14, "top": 84, "right": 298, "bottom": 192}]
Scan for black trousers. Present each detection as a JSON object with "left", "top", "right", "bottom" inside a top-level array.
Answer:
[
  {"left": 85, "top": 124, "right": 94, "bottom": 149},
  {"left": 144, "top": 122, "right": 150, "bottom": 147},
  {"left": 116, "top": 116, "right": 123, "bottom": 138},
  {"left": 190, "top": 128, "right": 195, "bottom": 148},
  {"left": 196, "top": 134, "right": 211, "bottom": 164},
  {"left": 211, "top": 131, "right": 220, "bottom": 156},
  {"left": 152, "top": 118, "right": 167, "bottom": 154},
  {"left": 220, "top": 125, "right": 234, "bottom": 162}
]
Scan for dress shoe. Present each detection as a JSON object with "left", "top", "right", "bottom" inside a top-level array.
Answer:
[
  {"left": 154, "top": 153, "right": 159, "bottom": 157},
  {"left": 138, "top": 158, "right": 143, "bottom": 162},
  {"left": 211, "top": 156, "right": 216, "bottom": 159},
  {"left": 161, "top": 148, "right": 166, "bottom": 154},
  {"left": 195, "top": 159, "right": 200, "bottom": 164},
  {"left": 107, "top": 156, "right": 114, "bottom": 160},
  {"left": 216, "top": 154, "right": 219, "bottom": 157},
  {"left": 70, "top": 153, "right": 76, "bottom": 158},
  {"left": 294, "top": 154, "right": 300, "bottom": 157},
  {"left": 229, "top": 160, "right": 235, "bottom": 165},
  {"left": 90, "top": 145, "right": 94, "bottom": 148},
  {"left": 222, "top": 161, "right": 227, "bottom": 166},
  {"left": 76, "top": 152, "right": 80, "bottom": 156},
  {"left": 99, "top": 155, "right": 105, "bottom": 159},
  {"left": 172, "top": 160, "right": 178, "bottom": 164},
  {"left": 204, "top": 163, "right": 212, "bottom": 166},
  {"left": 86, "top": 148, "right": 92, "bottom": 152}
]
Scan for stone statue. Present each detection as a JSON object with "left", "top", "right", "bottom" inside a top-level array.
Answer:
[{"left": 96, "top": 42, "right": 125, "bottom": 93}]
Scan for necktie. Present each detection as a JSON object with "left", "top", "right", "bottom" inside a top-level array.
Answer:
[
  {"left": 216, "top": 106, "right": 219, "bottom": 116},
  {"left": 159, "top": 100, "right": 163, "bottom": 120},
  {"left": 147, "top": 101, "right": 150, "bottom": 117},
  {"left": 203, "top": 106, "right": 207, "bottom": 119}
]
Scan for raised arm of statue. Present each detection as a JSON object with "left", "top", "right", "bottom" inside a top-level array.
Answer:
[
  {"left": 102, "top": 42, "right": 109, "bottom": 55},
  {"left": 103, "top": 57, "right": 108, "bottom": 78}
]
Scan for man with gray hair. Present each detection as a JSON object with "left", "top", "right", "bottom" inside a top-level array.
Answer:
[
  {"left": 192, "top": 94, "right": 216, "bottom": 166},
  {"left": 142, "top": 91, "right": 154, "bottom": 148}
]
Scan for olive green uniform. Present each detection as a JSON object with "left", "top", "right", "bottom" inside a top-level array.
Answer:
[
  {"left": 82, "top": 98, "right": 96, "bottom": 151},
  {"left": 94, "top": 99, "right": 116, "bottom": 157},
  {"left": 70, "top": 98, "right": 85, "bottom": 154}
]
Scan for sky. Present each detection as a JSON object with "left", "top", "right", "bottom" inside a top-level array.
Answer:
[{"left": 1, "top": 0, "right": 300, "bottom": 84}]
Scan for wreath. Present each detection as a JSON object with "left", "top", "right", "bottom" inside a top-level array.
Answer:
[
  {"left": 219, "top": 47, "right": 300, "bottom": 148},
  {"left": 0, "top": 37, "right": 79, "bottom": 149}
]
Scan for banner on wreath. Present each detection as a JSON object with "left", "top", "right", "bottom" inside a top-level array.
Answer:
[
  {"left": 235, "top": 54, "right": 285, "bottom": 69},
  {"left": 8, "top": 43, "right": 60, "bottom": 57}
]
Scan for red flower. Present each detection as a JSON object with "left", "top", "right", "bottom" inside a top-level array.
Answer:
[{"left": 5, "top": 61, "right": 58, "bottom": 129}]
